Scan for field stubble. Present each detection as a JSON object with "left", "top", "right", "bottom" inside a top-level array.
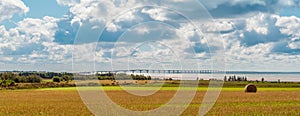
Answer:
[{"left": 0, "top": 87, "right": 299, "bottom": 115}]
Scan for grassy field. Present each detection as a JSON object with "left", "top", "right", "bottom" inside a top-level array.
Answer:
[{"left": 1, "top": 86, "right": 300, "bottom": 115}]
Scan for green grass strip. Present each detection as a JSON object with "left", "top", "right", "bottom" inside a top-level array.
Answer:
[{"left": 35, "top": 86, "right": 300, "bottom": 91}]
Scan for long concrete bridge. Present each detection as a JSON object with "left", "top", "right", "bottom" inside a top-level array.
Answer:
[{"left": 96, "top": 69, "right": 225, "bottom": 74}]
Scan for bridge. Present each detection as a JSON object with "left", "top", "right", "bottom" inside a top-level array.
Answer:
[
  {"left": 96, "top": 69, "right": 225, "bottom": 74},
  {"left": 84, "top": 70, "right": 300, "bottom": 75}
]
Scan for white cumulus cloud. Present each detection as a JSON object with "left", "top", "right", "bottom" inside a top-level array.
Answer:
[
  {"left": 246, "top": 13, "right": 270, "bottom": 35},
  {"left": 141, "top": 8, "right": 169, "bottom": 21},
  {"left": 0, "top": 0, "right": 29, "bottom": 22},
  {"left": 56, "top": 0, "right": 79, "bottom": 6},
  {"left": 275, "top": 15, "right": 300, "bottom": 37}
]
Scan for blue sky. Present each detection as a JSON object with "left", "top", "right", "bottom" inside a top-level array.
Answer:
[
  {"left": 22, "top": 0, "right": 69, "bottom": 18},
  {"left": 0, "top": 0, "right": 300, "bottom": 72}
]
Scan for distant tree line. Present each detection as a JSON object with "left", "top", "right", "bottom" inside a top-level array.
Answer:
[
  {"left": 224, "top": 75, "right": 247, "bottom": 82},
  {"left": 0, "top": 72, "right": 42, "bottom": 83},
  {"left": 52, "top": 75, "right": 74, "bottom": 83},
  {"left": 18, "top": 72, "right": 73, "bottom": 79},
  {"left": 0, "top": 72, "right": 74, "bottom": 87},
  {"left": 0, "top": 72, "right": 41, "bottom": 88},
  {"left": 97, "top": 73, "right": 151, "bottom": 80},
  {"left": 0, "top": 71, "right": 151, "bottom": 87}
]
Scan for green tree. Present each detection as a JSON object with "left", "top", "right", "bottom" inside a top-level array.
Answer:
[
  {"left": 53, "top": 76, "right": 62, "bottom": 83},
  {"left": 62, "top": 75, "right": 73, "bottom": 82}
]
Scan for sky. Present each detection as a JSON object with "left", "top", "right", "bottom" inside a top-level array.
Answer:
[{"left": 0, "top": 0, "right": 300, "bottom": 72}]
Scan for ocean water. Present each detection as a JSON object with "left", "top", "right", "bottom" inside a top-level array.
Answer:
[{"left": 127, "top": 73, "right": 300, "bottom": 82}]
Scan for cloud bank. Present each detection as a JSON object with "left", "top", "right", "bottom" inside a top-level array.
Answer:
[{"left": 0, "top": 0, "right": 300, "bottom": 71}]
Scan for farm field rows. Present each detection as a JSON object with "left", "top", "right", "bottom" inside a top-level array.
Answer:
[{"left": 1, "top": 87, "right": 300, "bottom": 115}]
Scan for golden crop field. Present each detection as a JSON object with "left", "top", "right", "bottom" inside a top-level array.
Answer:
[
  {"left": 0, "top": 90, "right": 92, "bottom": 116},
  {"left": 0, "top": 87, "right": 300, "bottom": 115}
]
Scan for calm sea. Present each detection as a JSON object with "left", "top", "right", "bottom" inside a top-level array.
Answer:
[{"left": 127, "top": 72, "right": 300, "bottom": 82}]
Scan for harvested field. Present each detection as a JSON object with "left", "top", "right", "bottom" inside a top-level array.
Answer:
[
  {"left": 0, "top": 90, "right": 92, "bottom": 115},
  {"left": 0, "top": 87, "right": 299, "bottom": 115}
]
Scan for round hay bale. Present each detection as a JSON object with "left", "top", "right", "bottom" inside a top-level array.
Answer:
[{"left": 244, "top": 84, "right": 257, "bottom": 93}]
